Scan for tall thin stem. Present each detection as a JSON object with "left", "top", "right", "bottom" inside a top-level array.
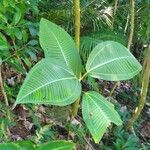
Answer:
[
  {"left": 111, "top": 0, "right": 119, "bottom": 30},
  {"left": 0, "top": 65, "right": 11, "bottom": 121},
  {"left": 74, "top": 0, "right": 80, "bottom": 50},
  {"left": 124, "top": 13, "right": 130, "bottom": 34},
  {"left": 72, "top": 0, "right": 81, "bottom": 118},
  {"left": 126, "top": 45, "right": 150, "bottom": 130},
  {"left": 127, "top": 0, "right": 135, "bottom": 49}
]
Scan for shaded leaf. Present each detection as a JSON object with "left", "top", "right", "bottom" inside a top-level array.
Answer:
[{"left": 13, "top": 7, "right": 22, "bottom": 25}]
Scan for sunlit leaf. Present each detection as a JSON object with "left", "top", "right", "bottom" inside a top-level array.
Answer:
[
  {"left": 0, "top": 143, "right": 19, "bottom": 150},
  {"left": 37, "top": 141, "right": 75, "bottom": 150},
  {"left": 82, "top": 91, "right": 122, "bottom": 143},
  {"left": 40, "top": 18, "right": 82, "bottom": 77},
  {"left": 16, "top": 59, "right": 81, "bottom": 106},
  {"left": 86, "top": 41, "right": 142, "bottom": 81}
]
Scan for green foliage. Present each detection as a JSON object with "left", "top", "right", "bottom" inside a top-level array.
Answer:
[
  {"left": 80, "top": 36, "right": 102, "bottom": 64},
  {"left": 0, "top": 0, "right": 39, "bottom": 73},
  {"left": 38, "top": 0, "right": 112, "bottom": 33},
  {"left": 0, "top": 0, "right": 149, "bottom": 149},
  {"left": 90, "top": 30, "right": 127, "bottom": 46},
  {"left": 137, "top": 2, "right": 150, "bottom": 43},
  {"left": 39, "top": 18, "right": 82, "bottom": 77},
  {"left": 80, "top": 30, "right": 127, "bottom": 64},
  {"left": 82, "top": 91, "right": 122, "bottom": 143},
  {"left": 16, "top": 140, "right": 36, "bottom": 150},
  {"left": 86, "top": 76, "right": 100, "bottom": 92},
  {"left": 0, "top": 143, "right": 19, "bottom": 150},
  {"left": 37, "top": 140, "right": 75, "bottom": 150},
  {"left": 86, "top": 41, "right": 142, "bottom": 81},
  {"left": 16, "top": 59, "right": 81, "bottom": 105},
  {"left": 15, "top": 18, "right": 142, "bottom": 144},
  {"left": 113, "top": 127, "right": 139, "bottom": 150},
  {"left": 0, "top": 140, "right": 75, "bottom": 150}
]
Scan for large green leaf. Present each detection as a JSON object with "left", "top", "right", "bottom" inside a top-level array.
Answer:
[
  {"left": 0, "top": 143, "right": 19, "bottom": 150},
  {"left": 15, "top": 59, "right": 81, "bottom": 106},
  {"left": 37, "top": 141, "right": 75, "bottom": 150},
  {"left": 39, "top": 18, "right": 82, "bottom": 77},
  {"left": 16, "top": 140, "right": 36, "bottom": 150},
  {"left": 86, "top": 41, "right": 142, "bottom": 81},
  {"left": 82, "top": 91, "right": 122, "bottom": 143}
]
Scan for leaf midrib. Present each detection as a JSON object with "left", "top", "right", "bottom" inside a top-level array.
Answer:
[
  {"left": 87, "top": 56, "right": 131, "bottom": 73},
  {"left": 51, "top": 145, "right": 72, "bottom": 150},
  {"left": 86, "top": 93, "right": 110, "bottom": 125},
  {"left": 87, "top": 44, "right": 111, "bottom": 68},
  {"left": 90, "top": 67, "right": 141, "bottom": 76},
  {"left": 46, "top": 23, "right": 69, "bottom": 67},
  {"left": 17, "top": 77, "right": 76, "bottom": 102}
]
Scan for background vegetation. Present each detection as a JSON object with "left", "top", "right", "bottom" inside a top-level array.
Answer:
[{"left": 0, "top": 0, "right": 150, "bottom": 149}]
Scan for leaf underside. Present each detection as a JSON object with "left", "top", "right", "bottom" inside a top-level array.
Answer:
[
  {"left": 86, "top": 41, "right": 142, "bottom": 81},
  {"left": 16, "top": 59, "right": 81, "bottom": 106},
  {"left": 82, "top": 91, "right": 122, "bottom": 143},
  {"left": 40, "top": 18, "right": 82, "bottom": 77},
  {"left": 37, "top": 140, "right": 75, "bottom": 150}
]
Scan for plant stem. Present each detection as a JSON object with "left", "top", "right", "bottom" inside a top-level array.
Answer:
[
  {"left": 111, "top": 0, "right": 119, "bottom": 30},
  {"left": 72, "top": 0, "right": 81, "bottom": 118},
  {"left": 127, "top": 0, "right": 135, "bottom": 49},
  {"left": 0, "top": 65, "right": 11, "bottom": 121},
  {"left": 79, "top": 72, "right": 88, "bottom": 81},
  {"left": 124, "top": 13, "right": 130, "bottom": 34},
  {"left": 126, "top": 45, "right": 150, "bottom": 131},
  {"left": 74, "top": 0, "right": 80, "bottom": 50},
  {"left": 2, "top": 44, "right": 27, "bottom": 63},
  {"left": 109, "top": 82, "right": 119, "bottom": 97},
  {"left": 72, "top": 0, "right": 80, "bottom": 118}
]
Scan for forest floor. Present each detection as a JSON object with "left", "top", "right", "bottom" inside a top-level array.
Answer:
[{"left": 1, "top": 64, "right": 150, "bottom": 149}]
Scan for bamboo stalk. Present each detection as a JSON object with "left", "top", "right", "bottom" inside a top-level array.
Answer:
[
  {"left": 73, "top": 0, "right": 80, "bottom": 50},
  {"left": 126, "top": 45, "right": 150, "bottom": 130},
  {"left": 127, "top": 0, "right": 135, "bottom": 49},
  {"left": 72, "top": 0, "right": 81, "bottom": 118}
]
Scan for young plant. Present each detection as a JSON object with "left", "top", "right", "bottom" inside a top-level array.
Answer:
[{"left": 14, "top": 18, "right": 142, "bottom": 143}]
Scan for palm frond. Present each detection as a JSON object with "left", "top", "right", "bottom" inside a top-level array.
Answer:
[{"left": 80, "top": 30, "right": 127, "bottom": 64}]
